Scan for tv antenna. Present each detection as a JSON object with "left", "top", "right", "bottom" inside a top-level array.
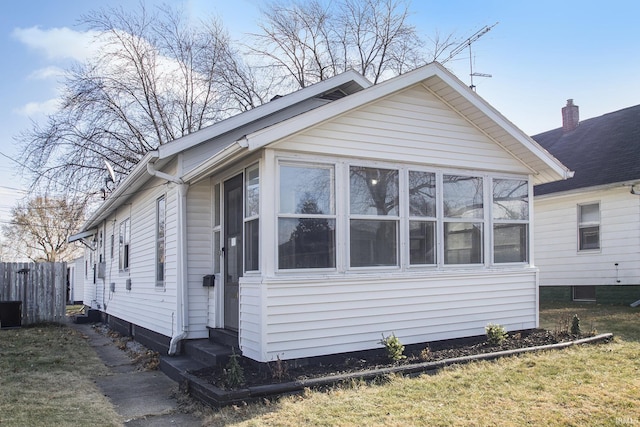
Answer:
[{"left": 442, "top": 22, "right": 498, "bottom": 91}]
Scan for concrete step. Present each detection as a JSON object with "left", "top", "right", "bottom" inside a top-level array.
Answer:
[
  {"left": 159, "top": 355, "right": 208, "bottom": 383},
  {"left": 183, "top": 339, "right": 234, "bottom": 367},
  {"left": 208, "top": 328, "right": 239, "bottom": 349}
]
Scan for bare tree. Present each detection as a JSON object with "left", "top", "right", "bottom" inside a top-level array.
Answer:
[
  {"left": 17, "top": 3, "right": 260, "bottom": 196},
  {"left": 2, "top": 196, "right": 86, "bottom": 262},
  {"left": 250, "top": 0, "right": 453, "bottom": 90}
]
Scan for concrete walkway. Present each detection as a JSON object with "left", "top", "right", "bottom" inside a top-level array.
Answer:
[{"left": 70, "top": 323, "right": 203, "bottom": 426}]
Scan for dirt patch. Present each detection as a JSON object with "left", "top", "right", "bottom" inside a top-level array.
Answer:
[{"left": 193, "top": 329, "right": 584, "bottom": 390}]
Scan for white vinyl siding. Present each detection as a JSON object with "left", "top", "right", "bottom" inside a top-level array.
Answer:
[
  {"left": 273, "top": 85, "right": 531, "bottom": 175},
  {"left": 535, "top": 187, "right": 640, "bottom": 287},
  {"left": 186, "top": 179, "right": 213, "bottom": 338},
  {"left": 255, "top": 270, "right": 537, "bottom": 361},
  {"left": 99, "top": 175, "right": 177, "bottom": 337}
]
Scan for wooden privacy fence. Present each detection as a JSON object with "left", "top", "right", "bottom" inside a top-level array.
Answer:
[{"left": 0, "top": 262, "right": 67, "bottom": 326}]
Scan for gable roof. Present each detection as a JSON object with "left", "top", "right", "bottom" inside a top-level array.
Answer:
[
  {"left": 533, "top": 104, "right": 640, "bottom": 196},
  {"left": 73, "top": 63, "right": 572, "bottom": 237},
  {"left": 186, "top": 62, "right": 572, "bottom": 185}
]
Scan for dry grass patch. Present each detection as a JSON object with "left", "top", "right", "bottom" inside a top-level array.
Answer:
[
  {"left": 203, "top": 304, "right": 640, "bottom": 426},
  {"left": 0, "top": 324, "right": 121, "bottom": 427}
]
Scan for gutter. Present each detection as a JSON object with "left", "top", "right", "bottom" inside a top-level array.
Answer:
[{"left": 147, "top": 161, "right": 189, "bottom": 355}]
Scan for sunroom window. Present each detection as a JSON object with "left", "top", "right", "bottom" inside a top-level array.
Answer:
[
  {"left": 493, "top": 179, "right": 528, "bottom": 263},
  {"left": 443, "top": 174, "right": 483, "bottom": 264},
  {"left": 278, "top": 163, "right": 336, "bottom": 269},
  {"left": 408, "top": 170, "right": 436, "bottom": 265},
  {"left": 245, "top": 164, "right": 260, "bottom": 271},
  {"left": 349, "top": 166, "right": 399, "bottom": 267}
]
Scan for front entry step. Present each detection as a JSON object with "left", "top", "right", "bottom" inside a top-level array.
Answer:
[
  {"left": 183, "top": 340, "right": 234, "bottom": 366},
  {"left": 208, "top": 328, "right": 239, "bottom": 350}
]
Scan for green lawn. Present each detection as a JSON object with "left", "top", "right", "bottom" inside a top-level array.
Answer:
[{"left": 204, "top": 303, "right": 640, "bottom": 426}]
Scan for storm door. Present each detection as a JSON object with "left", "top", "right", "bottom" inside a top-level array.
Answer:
[{"left": 223, "top": 173, "right": 243, "bottom": 331}]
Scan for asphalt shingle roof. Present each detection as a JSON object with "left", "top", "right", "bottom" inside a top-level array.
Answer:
[{"left": 533, "top": 104, "right": 640, "bottom": 196}]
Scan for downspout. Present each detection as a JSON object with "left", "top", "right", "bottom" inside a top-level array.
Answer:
[{"left": 146, "top": 162, "right": 189, "bottom": 355}]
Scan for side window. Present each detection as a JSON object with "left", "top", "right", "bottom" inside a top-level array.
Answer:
[
  {"left": 119, "top": 218, "right": 131, "bottom": 271},
  {"left": 245, "top": 164, "right": 260, "bottom": 271},
  {"left": 156, "top": 196, "right": 166, "bottom": 286},
  {"left": 578, "top": 203, "right": 600, "bottom": 250},
  {"left": 278, "top": 163, "right": 336, "bottom": 269},
  {"left": 493, "top": 179, "right": 529, "bottom": 263},
  {"left": 349, "top": 166, "right": 399, "bottom": 267}
]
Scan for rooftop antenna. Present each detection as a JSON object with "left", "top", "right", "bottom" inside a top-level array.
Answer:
[{"left": 442, "top": 22, "right": 498, "bottom": 91}]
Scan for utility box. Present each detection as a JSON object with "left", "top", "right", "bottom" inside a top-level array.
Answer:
[
  {"left": 202, "top": 275, "right": 215, "bottom": 287},
  {"left": 0, "top": 301, "right": 22, "bottom": 328}
]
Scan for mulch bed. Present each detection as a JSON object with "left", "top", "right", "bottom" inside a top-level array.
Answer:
[{"left": 193, "top": 329, "right": 579, "bottom": 390}]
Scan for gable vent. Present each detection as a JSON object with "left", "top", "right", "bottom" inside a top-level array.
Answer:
[{"left": 319, "top": 89, "right": 347, "bottom": 101}]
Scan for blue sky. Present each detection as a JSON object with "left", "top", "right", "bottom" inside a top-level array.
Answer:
[{"left": 1, "top": 0, "right": 639, "bottom": 229}]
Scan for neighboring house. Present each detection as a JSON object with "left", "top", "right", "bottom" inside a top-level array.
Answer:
[
  {"left": 533, "top": 101, "right": 640, "bottom": 304},
  {"left": 69, "top": 62, "right": 571, "bottom": 363}
]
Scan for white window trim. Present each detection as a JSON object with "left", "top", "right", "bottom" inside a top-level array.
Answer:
[
  {"left": 276, "top": 159, "right": 338, "bottom": 273},
  {"left": 272, "top": 154, "right": 531, "bottom": 274},
  {"left": 577, "top": 201, "right": 601, "bottom": 253},
  {"left": 156, "top": 195, "right": 166, "bottom": 287}
]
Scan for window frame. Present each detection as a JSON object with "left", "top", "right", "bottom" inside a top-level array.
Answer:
[
  {"left": 277, "top": 160, "right": 337, "bottom": 272},
  {"left": 348, "top": 164, "right": 400, "bottom": 269},
  {"left": 156, "top": 195, "right": 166, "bottom": 287},
  {"left": 244, "top": 163, "right": 260, "bottom": 272},
  {"left": 118, "top": 218, "right": 131, "bottom": 272},
  {"left": 442, "top": 173, "right": 485, "bottom": 265},
  {"left": 577, "top": 202, "right": 600, "bottom": 252},
  {"left": 272, "top": 156, "right": 531, "bottom": 274},
  {"left": 491, "top": 178, "right": 530, "bottom": 264}
]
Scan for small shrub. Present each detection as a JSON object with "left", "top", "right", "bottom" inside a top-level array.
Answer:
[
  {"left": 485, "top": 323, "right": 507, "bottom": 346},
  {"left": 419, "top": 346, "right": 432, "bottom": 362},
  {"left": 268, "top": 355, "right": 289, "bottom": 381},
  {"left": 223, "top": 350, "right": 245, "bottom": 388},
  {"left": 571, "top": 314, "right": 581, "bottom": 336},
  {"left": 379, "top": 333, "right": 406, "bottom": 362}
]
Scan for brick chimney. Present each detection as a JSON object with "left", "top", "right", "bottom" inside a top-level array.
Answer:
[{"left": 562, "top": 99, "right": 579, "bottom": 132}]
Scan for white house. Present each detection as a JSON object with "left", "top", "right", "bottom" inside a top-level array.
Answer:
[
  {"left": 533, "top": 101, "right": 640, "bottom": 304},
  {"left": 70, "top": 62, "right": 571, "bottom": 363}
]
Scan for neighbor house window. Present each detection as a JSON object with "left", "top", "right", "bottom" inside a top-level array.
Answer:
[
  {"left": 349, "top": 166, "right": 399, "bottom": 267},
  {"left": 119, "top": 218, "right": 130, "bottom": 271},
  {"left": 278, "top": 163, "right": 336, "bottom": 269},
  {"left": 443, "top": 174, "right": 483, "bottom": 264},
  {"left": 409, "top": 170, "right": 436, "bottom": 265},
  {"left": 245, "top": 164, "right": 260, "bottom": 271},
  {"left": 493, "top": 179, "right": 529, "bottom": 263},
  {"left": 156, "top": 196, "right": 165, "bottom": 285},
  {"left": 578, "top": 203, "right": 600, "bottom": 250}
]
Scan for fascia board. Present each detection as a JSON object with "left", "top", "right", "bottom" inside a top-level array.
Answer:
[
  {"left": 157, "top": 70, "right": 372, "bottom": 160},
  {"left": 429, "top": 65, "right": 573, "bottom": 182}
]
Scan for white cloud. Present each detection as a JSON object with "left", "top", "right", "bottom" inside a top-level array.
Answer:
[
  {"left": 12, "top": 26, "right": 100, "bottom": 62},
  {"left": 15, "top": 98, "right": 60, "bottom": 117},
  {"left": 28, "top": 66, "right": 66, "bottom": 80}
]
